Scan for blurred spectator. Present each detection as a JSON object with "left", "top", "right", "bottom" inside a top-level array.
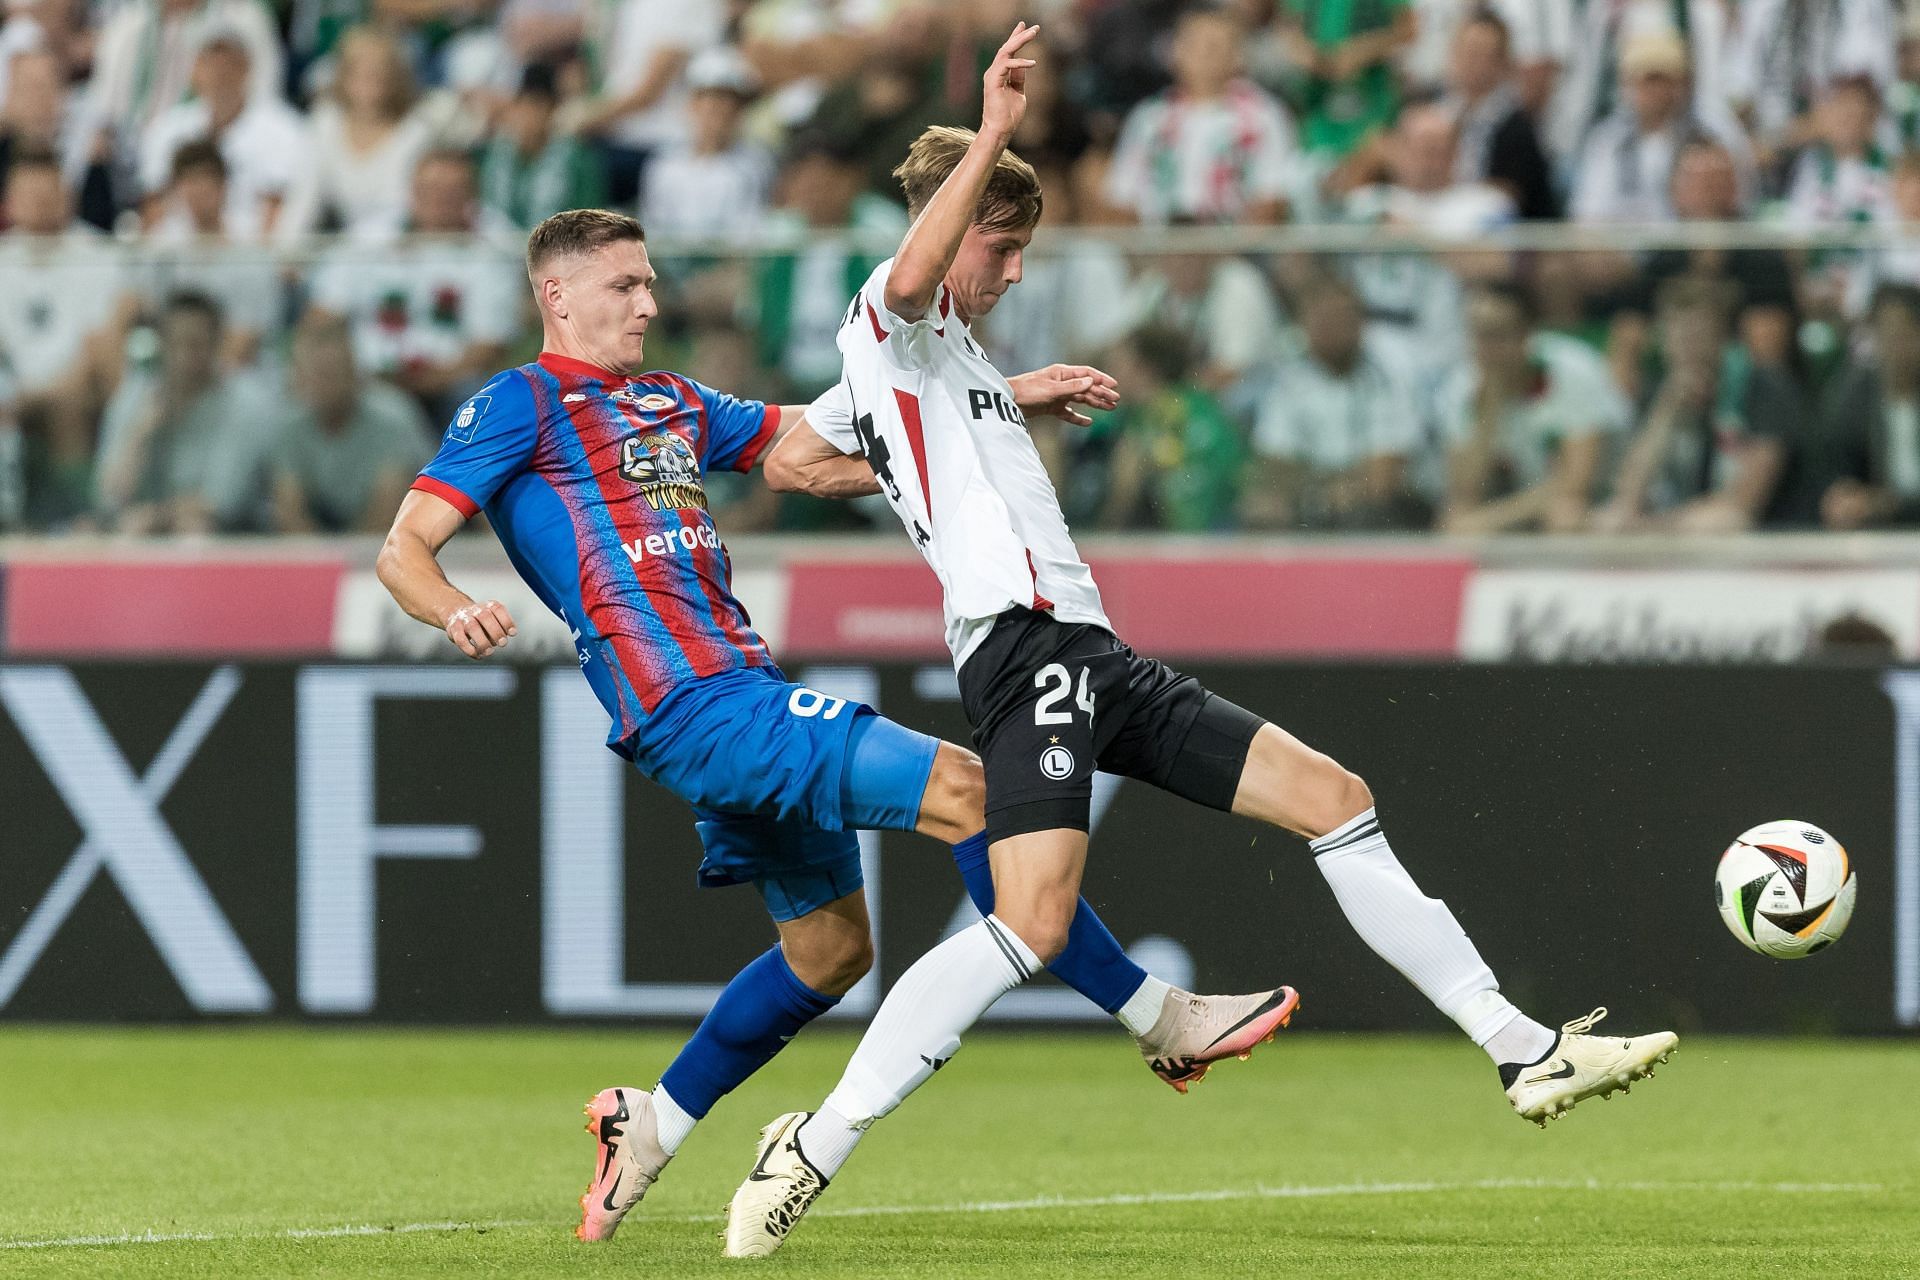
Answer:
[
  {"left": 802, "top": 39, "right": 955, "bottom": 199},
  {"left": 1594, "top": 279, "right": 1793, "bottom": 533},
  {"left": 640, "top": 48, "right": 771, "bottom": 241},
  {"left": 496, "top": 0, "right": 588, "bottom": 73},
  {"left": 478, "top": 62, "right": 604, "bottom": 229},
  {"left": 1849, "top": 153, "right": 1920, "bottom": 316},
  {"left": 85, "top": 0, "right": 284, "bottom": 174},
  {"left": 1440, "top": 9, "right": 1558, "bottom": 221},
  {"left": 1548, "top": 0, "right": 1731, "bottom": 164},
  {"left": 1726, "top": 0, "right": 1895, "bottom": 165},
  {"left": 1783, "top": 76, "right": 1893, "bottom": 226},
  {"left": 1440, "top": 283, "right": 1630, "bottom": 533},
  {"left": 1277, "top": 0, "right": 1414, "bottom": 158},
  {"left": 1342, "top": 99, "right": 1514, "bottom": 231},
  {"left": 0, "top": 146, "right": 130, "bottom": 519},
  {"left": 1336, "top": 103, "right": 1493, "bottom": 413},
  {"left": 1077, "top": 0, "right": 1180, "bottom": 125},
  {"left": 269, "top": 313, "right": 433, "bottom": 533},
  {"left": 1818, "top": 284, "right": 1920, "bottom": 528},
  {"left": 1568, "top": 32, "right": 1751, "bottom": 226},
  {"left": 1106, "top": 8, "right": 1297, "bottom": 224},
  {"left": 141, "top": 140, "right": 282, "bottom": 365},
  {"left": 1005, "top": 34, "right": 1093, "bottom": 177},
  {"left": 304, "top": 26, "right": 434, "bottom": 237},
  {"left": 1625, "top": 140, "right": 1799, "bottom": 375},
  {"left": 1407, "top": 0, "right": 1570, "bottom": 115},
  {"left": 0, "top": 47, "right": 112, "bottom": 230},
  {"left": 750, "top": 134, "right": 904, "bottom": 392},
  {"left": 93, "top": 290, "right": 274, "bottom": 532},
  {"left": 307, "top": 148, "right": 522, "bottom": 417},
  {"left": 574, "top": 0, "right": 725, "bottom": 204},
  {"left": 1119, "top": 243, "right": 1287, "bottom": 396},
  {"left": 1242, "top": 277, "right": 1426, "bottom": 529},
  {"left": 1094, "top": 327, "right": 1245, "bottom": 532},
  {"left": 138, "top": 31, "right": 312, "bottom": 240}
]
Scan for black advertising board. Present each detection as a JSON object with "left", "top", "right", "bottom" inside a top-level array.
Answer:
[{"left": 1, "top": 663, "right": 1909, "bottom": 1033}]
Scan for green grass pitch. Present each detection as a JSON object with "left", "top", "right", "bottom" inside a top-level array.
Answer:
[{"left": 1, "top": 1027, "right": 1913, "bottom": 1277}]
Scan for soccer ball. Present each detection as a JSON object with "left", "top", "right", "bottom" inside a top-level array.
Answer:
[{"left": 1714, "top": 820, "right": 1856, "bottom": 958}]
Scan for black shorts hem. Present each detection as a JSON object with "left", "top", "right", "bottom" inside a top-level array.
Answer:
[
  {"left": 1159, "top": 693, "right": 1266, "bottom": 812},
  {"left": 984, "top": 796, "right": 1091, "bottom": 844}
]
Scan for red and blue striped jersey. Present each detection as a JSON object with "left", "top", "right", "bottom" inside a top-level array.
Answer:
[{"left": 412, "top": 351, "right": 781, "bottom": 749}]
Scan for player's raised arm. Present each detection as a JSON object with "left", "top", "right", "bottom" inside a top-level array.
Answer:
[
  {"left": 376, "top": 489, "right": 519, "bottom": 659},
  {"left": 883, "top": 22, "right": 1039, "bottom": 320}
]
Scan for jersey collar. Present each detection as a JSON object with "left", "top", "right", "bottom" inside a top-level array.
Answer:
[{"left": 538, "top": 351, "right": 626, "bottom": 382}]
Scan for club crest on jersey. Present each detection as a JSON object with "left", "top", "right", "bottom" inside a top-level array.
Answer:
[{"left": 619, "top": 431, "right": 707, "bottom": 511}]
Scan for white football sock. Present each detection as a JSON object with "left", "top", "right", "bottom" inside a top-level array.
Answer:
[
  {"left": 797, "top": 914, "right": 1038, "bottom": 1179},
  {"left": 651, "top": 1085, "right": 696, "bottom": 1156},
  {"left": 1114, "top": 974, "right": 1173, "bottom": 1038},
  {"left": 1310, "top": 808, "right": 1553, "bottom": 1063}
]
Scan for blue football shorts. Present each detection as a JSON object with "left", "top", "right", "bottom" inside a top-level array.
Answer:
[{"left": 625, "top": 666, "right": 941, "bottom": 921}]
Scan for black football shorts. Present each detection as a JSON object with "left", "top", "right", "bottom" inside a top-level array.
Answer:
[{"left": 955, "top": 607, "right": 1266, "bottom": 844}]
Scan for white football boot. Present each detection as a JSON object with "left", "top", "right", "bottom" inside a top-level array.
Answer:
[
  {"left": 1502, "top": 1007, "right": 1679, "bottom": 1126},
  {"left": 722, "top": 1112, "right": 830, "bottom": 1258},
  {"left": 577, "top": 1087, "right": 671, "bottom": 1241},
  {"left": 1136, "top": 985, "right": 1301, "bottom": 1093}
]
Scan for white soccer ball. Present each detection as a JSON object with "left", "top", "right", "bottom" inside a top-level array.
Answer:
[{"left": 1714, "top": 820, "right": 1857, "bottom": 958}]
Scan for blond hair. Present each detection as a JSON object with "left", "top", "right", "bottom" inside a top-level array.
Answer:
[{"left": 893, "top": 126, "right": 1043, "bottom": 232}]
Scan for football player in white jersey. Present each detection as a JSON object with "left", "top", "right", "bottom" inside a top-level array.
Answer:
[{"left": 723, "top": 24, "right": 1679, "bottom": 1258}]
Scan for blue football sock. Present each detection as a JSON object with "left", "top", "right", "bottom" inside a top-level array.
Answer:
[
  {"left": 950, "top": 831, "right": 1146, "bottom": 1014},
  {"left": 657, "top": 944, "right": 839, "bottom": 1119}
]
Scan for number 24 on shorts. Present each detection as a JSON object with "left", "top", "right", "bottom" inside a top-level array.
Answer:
[{"left": 1034, "top": 663, "right": 1094, "bottom": 727}]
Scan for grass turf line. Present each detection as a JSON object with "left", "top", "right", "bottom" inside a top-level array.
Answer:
[{"left": 0, "top": 1027, "right": 1912, "bottom": 1277}]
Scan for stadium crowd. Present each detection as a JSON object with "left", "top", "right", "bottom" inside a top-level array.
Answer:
[{"left": 5, "top": 0, "right": 1920, "bottom": 534}]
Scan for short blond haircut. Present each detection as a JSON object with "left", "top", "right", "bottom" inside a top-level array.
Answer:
[{"left": 893, "top": 126, "right": 1043, "bottom": 232}]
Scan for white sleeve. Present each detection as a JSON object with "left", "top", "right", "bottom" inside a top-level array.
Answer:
[
  {"left": 857, "top": 263, "right": 940, "bottom": 372},
  {"left": 806, "top": 377, "right": 860, "bottom": 454}
]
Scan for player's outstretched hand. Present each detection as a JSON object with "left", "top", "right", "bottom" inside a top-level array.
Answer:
[
  {"left": 1007, "top": 363, "right": 1121, "bottom": 428},
  {"left": 981, "top": 22, "right": 1040, "bottom": 141},
  {"left": 445, "top": 598, "right": 518, "bottom": 659}
]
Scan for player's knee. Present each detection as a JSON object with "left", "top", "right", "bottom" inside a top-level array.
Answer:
[
  {"left": 998, "top": 894, "right": 1074, "bottom": 965},
  {"left": 917, "top": 744, "right": 986, "bottom": 843},
  {"left": 1303, "top": 760, "right": 1373, "bottom": 840},
  {"left": 789, "top": 930, "right": 874, "bottom": 997}
]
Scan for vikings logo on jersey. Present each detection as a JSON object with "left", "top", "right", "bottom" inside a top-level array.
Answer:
[{"left": 620, "top": 431, "right": 707, "bottom": 511}]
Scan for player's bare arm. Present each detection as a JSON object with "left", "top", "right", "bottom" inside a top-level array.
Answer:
[
  {"left": 763, "top": 416, "right": 882, "bottom": 498},
  {"left": 376, "top": 489, "right": 520, "bottom": 659},
  {"left": 1006, "top": 363, "right": 1122, "bottom": 428},
  {"left": 882, "top": 22, "right": 1038, "bottom": 320}
]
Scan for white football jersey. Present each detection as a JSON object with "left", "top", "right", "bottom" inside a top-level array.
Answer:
[{"left": 810, "top": 258, "right": 1111, "bottom": 668}]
